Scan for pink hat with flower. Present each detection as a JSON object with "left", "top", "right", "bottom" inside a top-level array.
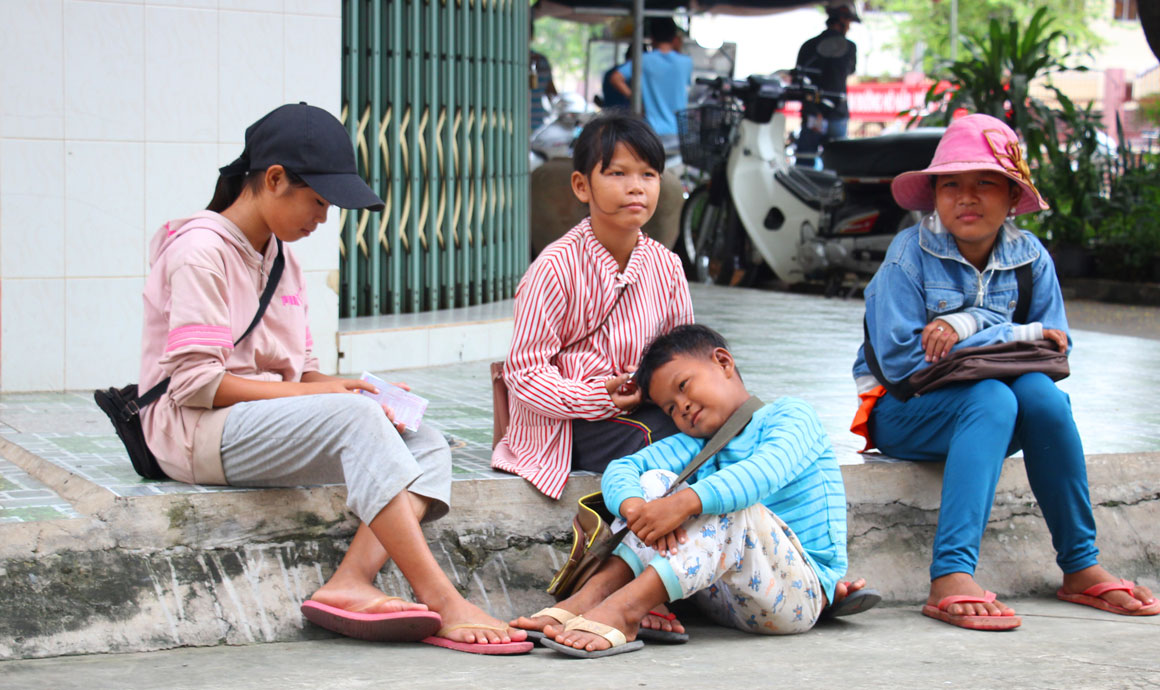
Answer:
[{"left": 891, "top": 113, "right": 1049, "bottom": 216}]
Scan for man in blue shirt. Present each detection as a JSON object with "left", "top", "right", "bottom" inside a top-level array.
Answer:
[{"left": 608, "top": 18, "right": 693, "bottom": 144}]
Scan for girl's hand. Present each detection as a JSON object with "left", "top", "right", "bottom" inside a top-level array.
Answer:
[
  {"left": 1043, "top": 328, "right": 1069, "bottom": 353},
  {"left": 300, "top": 378, "right": 376, "bottom": 395},
  {"left": 381, "top": 405, "right": 407, "bottom": 435},
  {"left": 921, "top": 319, "right": 959, "bottom": 363},
  {"left": 606, "top": 372, "right": 642, "bottom": 411}
]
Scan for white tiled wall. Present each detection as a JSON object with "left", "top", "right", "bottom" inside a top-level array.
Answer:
[{"left": 1, "top": 0, "right": 343, "bottom": 391}]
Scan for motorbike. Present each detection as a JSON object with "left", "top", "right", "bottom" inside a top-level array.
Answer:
[{"left": 677, "top": 73, "right": 944, "bottom": 293}]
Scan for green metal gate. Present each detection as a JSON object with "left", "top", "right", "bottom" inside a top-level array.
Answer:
[{"left": 340, "top": 0, "right": 529, "bottom": 317}]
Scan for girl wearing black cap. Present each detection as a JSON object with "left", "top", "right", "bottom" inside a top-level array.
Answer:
[{"left": 138, "top": 103, "right": 531, "bottom": 654}]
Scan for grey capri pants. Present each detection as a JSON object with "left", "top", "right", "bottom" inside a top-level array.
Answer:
[{"left": 220, "top": 393, "right": 451, "bottom": 525}]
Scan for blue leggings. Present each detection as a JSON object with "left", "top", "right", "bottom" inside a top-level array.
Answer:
[{"left": 870, "top": 372, "right": 1099, "bottom": 580}]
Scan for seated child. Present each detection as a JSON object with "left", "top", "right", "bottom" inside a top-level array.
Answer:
[{"left": 516, "top": 324, "right": 868, "bottom": 658}]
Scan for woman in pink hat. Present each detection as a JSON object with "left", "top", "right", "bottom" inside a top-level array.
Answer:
[{"left": 850, "top": 113, "right": 1158, "bottom": 630}]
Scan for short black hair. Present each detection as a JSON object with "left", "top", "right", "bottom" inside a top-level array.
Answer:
[
  {"left": 647, "top": 17, "right": 679, "bottom": 44},
  {"left": 636, "top": 324, "right": 733, "bottom": 401},
  {"left": 572, "top": 110, "right": 665, "bottom": 177}
]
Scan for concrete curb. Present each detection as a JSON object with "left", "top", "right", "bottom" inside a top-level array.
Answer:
[{"left": 1, "top": 436, "right": 1157, "bottom": 660}]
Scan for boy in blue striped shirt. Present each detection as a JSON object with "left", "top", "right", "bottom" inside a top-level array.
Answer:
[{"left": 533, "top": 324, "right": 870, "bottom": 658}]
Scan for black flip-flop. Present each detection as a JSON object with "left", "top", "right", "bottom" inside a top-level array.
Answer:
[
  {"left": 636, "top": 627, "right": 689, "bottom": 643},
  {"left": 821, "top": 587, "right": 882, "bottom": 619},
  {"left": 636, "top": 609, "right": 689, "bottom": 643}
]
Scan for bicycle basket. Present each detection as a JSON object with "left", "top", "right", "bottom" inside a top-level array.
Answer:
[{"left": 677, "top": 104, "right": 742, "bottom": 171}]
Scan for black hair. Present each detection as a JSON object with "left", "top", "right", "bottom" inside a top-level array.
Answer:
[
  {"left": 826, "top": 7, "right": 853, "bottom": 28},
  {"left": 636, "top": 324, "right": 736, "bottom": 401},
  {"left": 572, "top": 110, "right": 666, "bottom": 177},
  {"left": 206, "top": 167, "right": 309, "bottom": 213},
  {"left": 647, "top": 17, "right": 679, "bottom": 44}
]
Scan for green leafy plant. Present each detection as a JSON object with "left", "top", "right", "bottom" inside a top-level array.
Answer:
[
  {"left": 879, "top": 0, "right": 1103, "bottom": 73},
  {"left": 1020, "top": 95, "right": 1107, "bottom": 250},
  {"left": 916, "top": 7, "right": 1087, "bottom": 158},
  {"left": 1089, "top": 120, "right": 1160, "bottom": 282}
]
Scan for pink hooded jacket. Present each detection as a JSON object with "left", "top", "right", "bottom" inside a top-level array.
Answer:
[{"left": 140, "top": 211, "right": 319, "bottom": 484}]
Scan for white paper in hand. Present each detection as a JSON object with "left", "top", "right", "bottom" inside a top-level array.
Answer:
[{"left": 359, "top": 372, "right": 429, "bottom": 432}]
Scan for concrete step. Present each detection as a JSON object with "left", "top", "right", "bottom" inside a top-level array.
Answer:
[{"left": 2, "top": 425, "right": 1157, "bottom": 661}]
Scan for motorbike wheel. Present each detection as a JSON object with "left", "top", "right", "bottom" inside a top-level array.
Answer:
[{"left": 678, "top": 185, "right": 760, "bottom": 287}]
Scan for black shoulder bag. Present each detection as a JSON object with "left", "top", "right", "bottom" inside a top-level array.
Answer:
[{"left": 93, "top": 239, "right": 285, "bottom": 480}]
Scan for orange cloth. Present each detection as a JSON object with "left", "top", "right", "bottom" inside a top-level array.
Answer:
[{"left": 850, "top": 385, "right": 888, "bottom": 453}]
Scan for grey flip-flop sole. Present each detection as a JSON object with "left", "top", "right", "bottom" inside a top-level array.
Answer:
[
  {"left": 635, "top": 628, "right": 689, "bottom": 644},
  {"left": 522, "top": 630, "right": 545, "bottom": 645},
  {"left": 822, "top": 588, "right": 882, "bottom": 619},
  {"left": 542, "top": 638, "right": 645, "bottom": 659}
]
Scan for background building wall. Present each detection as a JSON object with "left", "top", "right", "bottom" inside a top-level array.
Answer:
[{"left": 0, "top": 0, "right": 344, "bottom": 392}]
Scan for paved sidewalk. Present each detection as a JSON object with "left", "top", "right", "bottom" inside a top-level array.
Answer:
[{"left": 2, "top": 598, "right": 1156, "bottom": 690}]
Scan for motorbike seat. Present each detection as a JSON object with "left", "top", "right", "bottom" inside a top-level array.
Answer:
[
  {"left": 822, "top": 127, "right": 945, "bottom": 178},
  {"left": 776, "top": 166, "right": 842, "bottom": 210}
]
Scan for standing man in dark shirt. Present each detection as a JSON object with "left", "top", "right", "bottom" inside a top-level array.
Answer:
[{"left": 795, "top": 1, "right": 859, "bottom": 168}]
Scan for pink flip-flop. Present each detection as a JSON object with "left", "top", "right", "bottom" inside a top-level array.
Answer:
[
  {"left": 1056, "top": 579, "right": 1160, "bottom": 616},
  {"left": 300, "top": 600, "right": 443, "bottom": 642},
  {"left": 421, "top": 624, "right": 534, "bottom": 655},
  {"left": 921, "top": 591, "right": 1021, "bottom": 631}
]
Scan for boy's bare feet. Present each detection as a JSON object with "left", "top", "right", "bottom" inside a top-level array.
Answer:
[
  {"left": 510, "top": 557, "right": 636, "bottom": 635},
  {"left": 827, "top": 577, "right": 868, "bottom": 607},
  {"left": 309, "top": 578, "right": 429, "bottom": 614},
  {"left": 926, "top": 572, "right": 1016, "bottom": 618},
  {"left": 639, "top": 604, "right": 686, "bottom": 634},
  {"left": 545, "top": 568, "right": 667, "bottom": 653},
  {"left": 1059, "top": 564, "right": 1157, "bottom": 612}
]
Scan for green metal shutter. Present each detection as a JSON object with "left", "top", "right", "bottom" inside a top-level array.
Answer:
[{"left": 340, "top": 0, "right": 530, "bottom": 316}]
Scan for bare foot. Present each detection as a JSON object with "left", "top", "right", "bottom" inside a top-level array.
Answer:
[
  {"left": 431, "top": 597, "right": 528, "bottom": 645},
  {"left": 1060, "top": 564, "right": 1157, "bottom": 612},
  {"left": 309, "top": 579, "right": 428, "bottom": 614},
  {"left": 825, "top": 577, "right": 868, "bottom": 608},
  {"left": 927, "top": 573, "right": 1016, "bottom": 618},
  {"left": 545, "top": 593, "right": 641, "bottom": 653},
  {"left": 509, "top": 587, "right": 605, "bottom": 635},
  {"left": 639, "top": 603, "right": 685, "bottom": 634},
  {"left": 510, "top": 558, "right": 637, "bottom": 635}
]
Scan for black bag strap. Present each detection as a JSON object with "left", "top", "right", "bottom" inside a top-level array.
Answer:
[
  {"left": 862, "top": 262, "right": 1034, "bottom": 402},
  {"left": 133, "top": 239, "right": 285, "bottom": 412},
  {"left": 607, "top": 395, "right": 765, "bottom": 546},
  {"left": 1013, "top": 262, "right": 1032, "bottom": 325}
]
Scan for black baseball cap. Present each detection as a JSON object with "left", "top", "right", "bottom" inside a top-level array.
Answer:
[{"left": 220, "top": 103, "right": 385, "bottom": 211}]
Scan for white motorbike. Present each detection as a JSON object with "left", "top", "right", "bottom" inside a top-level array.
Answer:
[{"left": 677, "top": 73, "right": 944, "bottom": 292}]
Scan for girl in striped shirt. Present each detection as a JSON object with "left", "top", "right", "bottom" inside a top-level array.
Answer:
[{"left": 492, "top": 112, "right": 694, "bottom": 500}]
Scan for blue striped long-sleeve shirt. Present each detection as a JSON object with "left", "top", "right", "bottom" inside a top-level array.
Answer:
[{"left": 602, "top": 397, "right": 848, "bottom": 604}]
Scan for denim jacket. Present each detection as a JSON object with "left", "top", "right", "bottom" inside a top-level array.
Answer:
[{"left": 852, "top": 214, "right": 1070, "bottom": 394}]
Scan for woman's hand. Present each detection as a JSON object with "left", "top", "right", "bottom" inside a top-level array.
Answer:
[
  {"left": 606, "top": 372, "right": 642, "bottom": 411},
  {"left": 1043, "top": 328, "right": 1069, "bottom": 353},
  {"left": 921, "top": 319, "right": 959, "bottom": 363}
]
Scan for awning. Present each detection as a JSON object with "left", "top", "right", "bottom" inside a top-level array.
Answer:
[{"left": 533, "top": 0, "right": 817, "bottom": 22}]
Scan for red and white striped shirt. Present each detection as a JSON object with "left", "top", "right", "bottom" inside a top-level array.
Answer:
[{"left": 491, "top": 218, "right": 694, "bottom": 498}]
